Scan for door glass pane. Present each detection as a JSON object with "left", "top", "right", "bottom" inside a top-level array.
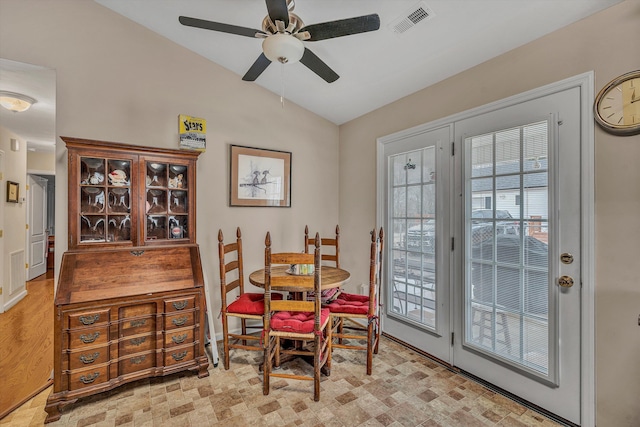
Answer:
[
  {"left": 389, "top": 147, "right": 437, "bottom": 329},
  {"left": 465, "top": 121, "right": 550, "bottom": 376}
]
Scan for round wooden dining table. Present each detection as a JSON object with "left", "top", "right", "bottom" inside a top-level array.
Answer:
[
  {"left": 248, "top": 265, "right": 351, "bottom": 291},
  {"left": 250, "top": 265, "right": 350, "bottom": 375}
]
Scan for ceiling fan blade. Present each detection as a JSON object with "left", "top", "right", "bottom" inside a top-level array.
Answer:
[
  {"left": 265, "top": 0, "right": 289, "bottom": 28},
  {"left": 300, "top": 48, "right": 339, "bottom": 83},
  {"left": 300, "top": 14, "right": 380, "bottom": 41},
  {"left": 179, "top": 16, "right": 265, "bottom": 38},
  {"left": 242, "top": 53, "right": 272, "bottom": 81}
]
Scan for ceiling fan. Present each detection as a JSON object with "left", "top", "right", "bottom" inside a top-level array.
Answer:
[{"left": 179, "top": 0, "right": 380, "bottom": 83}]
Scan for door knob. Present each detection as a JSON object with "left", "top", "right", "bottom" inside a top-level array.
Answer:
[{"left": 558, "top": 275, "right": 574, "bottom": 288}]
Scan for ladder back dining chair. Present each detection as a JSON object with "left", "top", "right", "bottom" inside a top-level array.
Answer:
[
  {"left": 262, "top": 232, "right": 332, "bottom": 401},
  {"left": 325, "top": 227, "right": 384, "bottom": 375},
  {"left": 305, "top": 225, "right": 342, "bottom": 303},
  {"left": 217, "top": 227, "right": 282, "bottom": 370},
  {"left": 304, "top": 224, "right": 340, "bottom": 267}
]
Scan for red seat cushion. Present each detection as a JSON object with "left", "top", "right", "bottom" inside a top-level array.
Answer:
[
  {"left": 270, "top": 308, "right": 330, "bottom": 334},
  {"left": 227, "top": 292, "right": 282, "bottom": 315},
  {"left": 325, "top": 292, "right": 370, "bottom": 315}
]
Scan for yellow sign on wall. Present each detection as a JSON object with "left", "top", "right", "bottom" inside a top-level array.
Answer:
[{"left": 179, "top": 114, "right": 206, "bottom": 151}]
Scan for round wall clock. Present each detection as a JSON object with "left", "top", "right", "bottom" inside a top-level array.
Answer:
[{"left": 594, "top": 70, "right": 640, "bottom": 136}]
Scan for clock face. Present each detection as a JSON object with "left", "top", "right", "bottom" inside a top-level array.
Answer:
[{"left": 594, "top": 71, "right": 640, "bottom": 135}]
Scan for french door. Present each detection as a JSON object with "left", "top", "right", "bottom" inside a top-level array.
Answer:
[
  {"left": 382, "top": 125, "right": 453, "bottom": 363},
  {"left": 380, "top": 78, "right": 589, "bottom": 424},
  {"left": 453, "top": 87, "right": 581, "bottom": 423}
]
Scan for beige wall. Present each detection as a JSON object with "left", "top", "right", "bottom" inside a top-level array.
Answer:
[
  {"left": 339, "top": 1, "right": 640, "bottom": 425},
  {"left": 27, "top": 151, "right": 55, "bottom": 174},
  {"left": 0, "top": 0, "right": 339, "bottom": 341},
  {"left": 0, "top": 127, "right": 27, "bottom": 309}
]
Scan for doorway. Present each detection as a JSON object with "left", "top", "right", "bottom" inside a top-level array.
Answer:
[
  {"left": 0, "top": 58, "right": 56, "bottom": 417},
  {"left": 0, "top": 150, "right": 4, "bottom": 312},
  {"left": 378, "top": 73, "right": 594, "bottom": 425}
]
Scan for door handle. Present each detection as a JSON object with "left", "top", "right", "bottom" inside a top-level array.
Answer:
[{"left": 558, "top": 275, "right": 574, "bottom": 288}]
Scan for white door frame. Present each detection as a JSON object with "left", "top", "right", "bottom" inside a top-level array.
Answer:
[{"left": 378, "top": 72, "right": 595, "bottom": 425}]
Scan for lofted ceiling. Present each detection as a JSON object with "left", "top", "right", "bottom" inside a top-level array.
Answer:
[
  {"left": 0, "top": 0, "right": 622, "bottom": 152},
  {"left": 95, "top": 0, "right": 621, "bottom": 125}
]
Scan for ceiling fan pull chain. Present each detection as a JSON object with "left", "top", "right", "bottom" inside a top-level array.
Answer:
[{"left": 280, "top": 62, "right": 285, "bottom": 108}]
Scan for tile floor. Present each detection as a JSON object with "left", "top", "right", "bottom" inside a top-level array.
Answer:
[{"left": 1, "top": 337, "right": 564, "bottom": 426}]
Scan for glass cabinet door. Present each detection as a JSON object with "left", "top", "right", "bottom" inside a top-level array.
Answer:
[
  {"left": 79, "top": 156, "right": 133, "bottom": 244},
  {"left": 144, "top": 160, "right": 189, "bottom": 242},
  {"left": 66, "top": 137, "right": 200, "bottom": 249}
]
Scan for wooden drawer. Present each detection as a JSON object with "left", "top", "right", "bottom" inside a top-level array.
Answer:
[
  {"left": 68, "top": 346, "right": 110, "bottom": 370},
  {"left": 69, "top": 325, "right": 109, "bottom": 348},
  {"left": 68, "top": 309, "right": 110, "bottom": 329},
  {"left": 69, "top": 365, "right": 109, "bottom": 391},
  {"left": 165, "top": 312, "right": 194, "bottom": 330},
  {"left": 164, "top": 296, "right": 195, "bottom": 313},
  {"left": 119, "top": 303, "right": 156, "bottom": 318},
  {"left": 164, "top": 345, "right": 194, "bottom": 367},
  {"left": 164, "top": 327, "right": 194, "bottom": 348},
  {"left": 119, "top": 333, "right": 155, "bottom": 356},
  {"left": 118, "top": 315, "right": 155, "bottom": 337},
  {"left": 119, "top": 352, "right": 155, "bottom": 375}
]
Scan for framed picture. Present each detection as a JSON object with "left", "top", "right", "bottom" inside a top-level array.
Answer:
[
  {"left": 6, "top": 181, "right": 19, "bottom": 203},
  {"left": 230, "top": 145, "right": 291, "bottom": 207}
]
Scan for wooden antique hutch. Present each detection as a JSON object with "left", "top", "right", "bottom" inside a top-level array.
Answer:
[{"left": 44, "top": 137, "right": 209, "bottom": 423}]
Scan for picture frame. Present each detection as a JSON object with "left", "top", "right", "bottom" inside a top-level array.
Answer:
[
  {"left": 230, "top": 145, "right": 291, "bottom": 207},
  {"left": 6, "top": 181, "right": 19, "bottom": 203}
]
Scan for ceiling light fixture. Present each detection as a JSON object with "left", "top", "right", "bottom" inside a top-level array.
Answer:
[
  {"left": 262, "top": 34, "right": 304, "bottom": 64},
  {"left": 0, "top": 90, "right": 37, "bottom": 112}
]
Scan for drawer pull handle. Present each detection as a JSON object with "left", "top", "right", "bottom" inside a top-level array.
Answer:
[
  {"left": 130, "top": 319, "right": 147, "bottom": 328},
  {"left": 130, "top": 250, "right": 145, "bottom": 256},
  {"left": 172, "top": 301, "right": 188, "bottom": 310},
  {"left": 80, "top": 332, "right": 100, "bottom": 344},
  {"left": 79, "top": 372, "right": 100, "bottom": 384},
  {"left": 171, "top": 350, "right": 188, "bottom": 361},
  {"left": 172, "top": 316, "right": 188, "bottom": 327},
  {"left": 130, "top": 337, "right": 146, "bottom": 346},
  {"left": 80, "top": 352, "right": 100, "bottom": 364},
  {"left": 172, "top": 333, "right": 188, "bottom": 344},
  {"left": 79, "top": 314, "right": 100, "bottom": 325},
  {"left": 131, "top": 355, "right": 146, "bottom": 365}
]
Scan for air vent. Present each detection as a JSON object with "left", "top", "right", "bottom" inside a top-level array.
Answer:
[{"left": 388, "top": 1, "right": 434, "bottom": 35}]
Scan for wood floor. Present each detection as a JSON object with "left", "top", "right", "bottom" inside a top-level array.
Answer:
[{"left": 0, "top": 270, "right": 54, "bottom": 420}]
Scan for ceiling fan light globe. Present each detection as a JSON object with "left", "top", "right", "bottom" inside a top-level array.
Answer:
[{"left": 262, "top": 33, "right": 304, "bottom": 64}]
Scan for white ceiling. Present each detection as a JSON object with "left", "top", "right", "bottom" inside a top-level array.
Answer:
[
  {"left": 95, "top": 0, "right": 621, "bottom": 125},
  {"left": 0, "top": 0, "right": 622, "bottom": 152}
]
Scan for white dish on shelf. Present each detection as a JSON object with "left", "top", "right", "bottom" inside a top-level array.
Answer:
[{"left": 108, "top": 169, "right": 128, "bottom": 186}]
